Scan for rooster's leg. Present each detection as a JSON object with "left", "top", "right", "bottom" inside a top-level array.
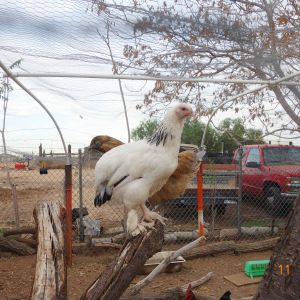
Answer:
[
  {"left": 127, "top": 209, "right": 147, "bottom": 236},
  {"left": 141, "top": 204, "right": 167, "bottom": 226}
]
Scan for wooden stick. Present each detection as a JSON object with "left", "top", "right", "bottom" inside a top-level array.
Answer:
[
  {"left": 181, "top": 272, "right": 213, "bottom": 290},
  {"left": 122, "top": 272, "right": 213, "bottom": 300},
  {"left": 131, "top": 236, "right": 206, "bottom": 295}
]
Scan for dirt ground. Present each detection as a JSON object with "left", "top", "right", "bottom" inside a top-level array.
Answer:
[
  {"left": 0, "top": 167, "right": 280, "bottom": 300},
  {"left": 0, "top": 249, "right": 272, "bottom": 300}
]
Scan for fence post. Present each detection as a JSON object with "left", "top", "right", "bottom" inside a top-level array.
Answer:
[
  {"left": 197, "top": 163, "right": 205, "bottom": 237},
  {"left": 65, "top": 144, "right": 72, "bottom": 267},
  {"left": 237, "top": 147, "right": 243, "bottom": 236},
  {"left": 11, "top": 184, "right": 20, "bottom": 229},
  {"left": 78, "top": 149, "right": 84, "bottom": 243}
]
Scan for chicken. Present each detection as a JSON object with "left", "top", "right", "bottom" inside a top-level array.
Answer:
[
  {"left": 219, "top": 290, "right": 231, "bottom": 300},
  {"left": 90, "top": 139, "right": 199, "bottom": 207},
  {"left": 92, "top": 103, "right": 193, "bottom": 236},
  {"left": 185, "top": 284, "right": 197, "bottom": 300},
  {"left": 90, "top": 135, "right": 123, "bottom": 153}
]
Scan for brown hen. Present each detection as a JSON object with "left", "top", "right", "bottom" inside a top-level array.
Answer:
[{"left": 89, "top": 135, "right": 199, "bottom": 206}]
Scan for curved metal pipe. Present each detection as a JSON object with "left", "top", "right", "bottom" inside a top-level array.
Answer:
[{"left": 0, "top": 60, "right": 70, "bottom": 165}]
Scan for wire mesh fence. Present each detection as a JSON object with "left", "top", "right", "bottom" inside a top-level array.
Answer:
[
  {"left": 0, "top": 159, "right": 65, "bottom": 230},
  {"left": 71, "top": 145, "right": 296, "bottom": 245},
  {"left": 1, "top": 144, "right": 298, "bottom": 248}
]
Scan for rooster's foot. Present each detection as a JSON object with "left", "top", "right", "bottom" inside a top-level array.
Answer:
[
  {"left": 143, "top": 211, "right": 167, "bottom": 226},
  {"left": 130, "top": 223, "right": 147, "bottom": 236},
  {"left": 140, "top": 220, "right": 156, "bottom": 230}
]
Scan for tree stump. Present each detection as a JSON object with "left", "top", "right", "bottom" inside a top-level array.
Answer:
[
  {"left": 31, "top": 201, "right": 66, "bottom": 300},
  {"left": 80, "top": 221, "right": 164, "bottom": 300},
  {"left": 255, "top": 196, "right": 300, "bottom": 299}
]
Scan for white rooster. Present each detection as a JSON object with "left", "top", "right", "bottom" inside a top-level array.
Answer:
[{"left": 94, "top": 103, "right": 193, "bottom": 235}]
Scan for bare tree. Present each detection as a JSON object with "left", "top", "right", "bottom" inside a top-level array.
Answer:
[
  {"left": 92, "top": 0, "right": 300, "bottom": 131},
  {"left": 0, "top": 59, "right": 22, "bottom": 228}
]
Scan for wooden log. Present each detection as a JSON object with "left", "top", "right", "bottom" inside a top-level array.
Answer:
[
  {"left": 3, "top": 226, "right": 36, "bottom": 237},
  {"left": 254, "top": 196, "right": 300, "bottom": 300},
  {"left": 234, "top": 238, "right": 279, "bottom": 254},
  {"left": 15, "top": 237, "right": 37, "bottom": 248},
  {"left": 183, "top": 238, "right": 278, "bottom": 260},
  {"left": 220, "top": 227, "right": 278, "bottom": 239},
  {"left": 92, "top": 232, "right": 126, "bottom": 245},
  {"left": 31, "top": 201, "right": 66, "bottom": 300},
  {"left": 164, "top": 230, "right": 207, "bottom": 243},
  {"left": 80, "top": 221, "right": 164, "bottom": 300},
  {"left": 0, "top": 236, "right": 36, "bottom": 255},
  {"left": 183, "top": 241, "right": 236, "bottom": 260}
]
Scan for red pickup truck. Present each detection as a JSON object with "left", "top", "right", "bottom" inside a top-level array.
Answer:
[{"left": 233, "top": 144, "right": 300, "bottom": 216}]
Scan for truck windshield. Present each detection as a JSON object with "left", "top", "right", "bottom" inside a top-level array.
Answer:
[{"left": 263, "top": 148, "right": 300, "bottom": 165}]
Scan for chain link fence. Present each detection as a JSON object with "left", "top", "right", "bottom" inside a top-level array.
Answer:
[
  {"left": 71, "top": 146, "right": 296, "bottom": 246},
  {"left": 1, "top": 145, "right": 297, "bottom": 248},
  {"left": 0, "top": 153, "right": 65, "bottom": 231}
]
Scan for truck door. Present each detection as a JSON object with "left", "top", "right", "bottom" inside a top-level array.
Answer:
[{"left": 243, "top": 147, "right": 264, "bottom": 198}]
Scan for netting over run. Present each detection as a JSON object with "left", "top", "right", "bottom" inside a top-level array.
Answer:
[{"left": 0, "top": 0, "right": 153, "bottom": 151}]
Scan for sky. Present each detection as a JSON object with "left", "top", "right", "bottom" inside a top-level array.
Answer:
[
  {"left": 0, "top": 0, "right": 153, "bottom": 155},
  {"left": 0, "top": 0, "right": 298, "bottom": 156}
]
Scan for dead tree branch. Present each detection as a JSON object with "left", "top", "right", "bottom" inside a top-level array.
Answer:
[
  {"left": 80, "top": 221, "right": 164, "bottom": 300},
  {"left": 131, "top": 236, "right": 205, "bottom": 295}
]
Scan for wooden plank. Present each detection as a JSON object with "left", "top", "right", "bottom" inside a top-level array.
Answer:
[{"left": 224, "top": 272, "right": 262, "bottom": 286}]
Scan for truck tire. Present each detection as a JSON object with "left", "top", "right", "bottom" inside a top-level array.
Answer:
[{"left": 266, "top": 186, "right": 290, "bottom": 217}]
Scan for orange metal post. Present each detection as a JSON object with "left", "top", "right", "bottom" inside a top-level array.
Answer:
[
  {"left": 65, "top": 164, "right": 72, "bottom": 267},
  {"left": 197, "top": 163, "right": 204, "bottom": 237}
]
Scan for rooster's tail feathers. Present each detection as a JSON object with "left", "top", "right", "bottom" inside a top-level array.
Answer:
[{"left": 94, "top": 184, "right": 112, "bottom": 207}]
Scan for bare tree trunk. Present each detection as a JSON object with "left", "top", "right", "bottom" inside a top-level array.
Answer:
[
  {"left": 80, "top": 222, "right": 164, "bottom": 300},
  {"left": 254, "top": 196, "right": 300, "bottom": 299},
  {"left": 31, "top": 201, "right": 66, "bottom": 300}
]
